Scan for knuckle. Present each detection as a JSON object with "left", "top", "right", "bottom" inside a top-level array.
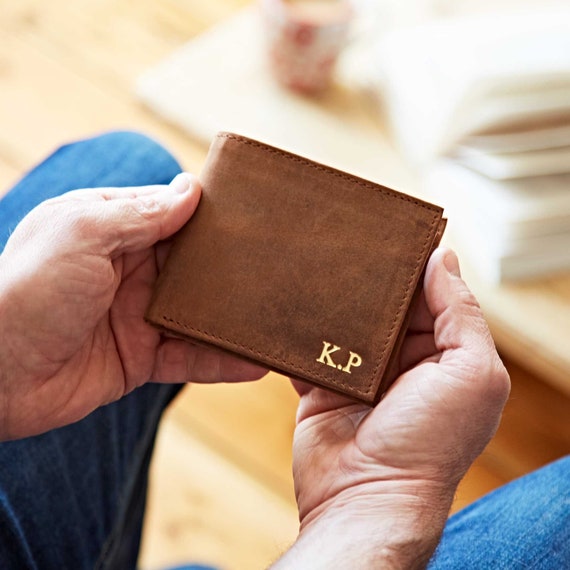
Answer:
[
  {"left": 123, "top": 197, "right": 164, "bottom": 244},
  {"left": 489, "top": 357, "right": 511, "bottom": 400},
  {"left": 456, "top": 287, "right": 482, "bottom": 313},
  {"left": 131, "top": 196, "right": 163, "bottom": 220},
  {"left": 467, "top": 351, "right": 510, "bottom": 404}
]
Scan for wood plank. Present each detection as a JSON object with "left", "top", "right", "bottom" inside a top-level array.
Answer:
[
  {"left": 168, "top": 373, "right": 299, "bottom": 502},
  {"left": 139, "top": 417, "right": 298, "bottom": 570},
  {"left": 0, "top": 159, "right": 21, "bottom": 198},
  {"left": 467, "top": 268, "right": 570, "bottom": 395},
  {"left": 0, "top": 0, "right": 251, "bottom": 101},
  {"left": 0, "top": 33, "right": 206, "bottom": 177},
  {"left": 451, "top": 462, "right": 506, "bottom": 514},
  {"left": 482, "top": 357, "right": 570, "bottom": 478}
]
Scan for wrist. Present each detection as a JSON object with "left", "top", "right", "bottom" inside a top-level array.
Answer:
[{"left": 272, "top": 482, "right": 454, "bottom": 570}]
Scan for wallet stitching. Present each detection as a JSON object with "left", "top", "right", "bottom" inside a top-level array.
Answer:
[
  {"left": 157, "top": 134, "right": 442, "bottom": 398},
  {"left": 158, "top": 315, "right": 370, "bottom": 392},
  {"left": 218, "top": 133, "right": 440, "bottom": 213},
  {"left": 363, "top": 212, "right": 440, "bottom": 396},
  {"left": 159, "top": 210, "right": 441, "bottom": 398}
]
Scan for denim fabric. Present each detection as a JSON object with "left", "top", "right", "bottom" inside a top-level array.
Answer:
[
  {"left": 429, "top": 455, "right": 570, "bottom": 569},
  {"left": 0, "top": 131, "right": 182, "bottom": 251},
  {"left": 0, "top": 132, "right": 183, "bottom": 569}
]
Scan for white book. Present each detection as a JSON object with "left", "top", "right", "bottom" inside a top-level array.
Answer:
[
  {"left": 455, "top": 145, "right": 570, "bottom": 180},
  {"left": 375, "top": 8, "right": 570, "bottom": 164},
  {"left": 424, "top": 161, "right": 570, "bottom": 282},
  {"left": 460, "top": 121, "right": 570, "bottom": 154}
]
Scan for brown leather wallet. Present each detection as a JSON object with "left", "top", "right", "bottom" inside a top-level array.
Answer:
[{"left": 146, "top": 132, "right": 446, "bottom": 404}]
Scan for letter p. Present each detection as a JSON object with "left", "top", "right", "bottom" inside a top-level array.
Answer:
[{"left": 342, "top": 351, "right": 362, "bottom": 374}]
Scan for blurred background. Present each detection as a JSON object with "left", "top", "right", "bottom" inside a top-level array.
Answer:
[{"left": 0, "top": 0, "right": 569, "bottom": 568}]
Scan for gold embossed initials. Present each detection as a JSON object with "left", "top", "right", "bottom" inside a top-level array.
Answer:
[{"left": 316, "top": 341, "right": 362, "bottom": 374}]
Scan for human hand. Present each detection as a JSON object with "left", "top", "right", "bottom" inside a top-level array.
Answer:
[
  {"left": 273, "top": 248, "right": 510, "bottom": 569},
  {"left": 0, "top": 174, "right": 266, "bottom": 441}
]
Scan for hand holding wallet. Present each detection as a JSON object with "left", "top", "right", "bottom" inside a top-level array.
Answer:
[{"left": 146, "top": 133, "right": 446, "bottom": 404}]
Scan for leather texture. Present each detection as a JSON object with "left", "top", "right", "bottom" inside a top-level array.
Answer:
[{"left": 146, "top": 132, "right": 446, "bottom": 404}]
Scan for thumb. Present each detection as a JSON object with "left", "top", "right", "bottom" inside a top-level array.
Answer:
[
  {"left": 0, "top": 173, "right": 201, "bottom": 263},
  {"left": 424, "top": 247, "right": 510, "bottom": 401},
  {"left": 425, "top": 247, "right": 494, "bottom": 355},
  {"left": 95, "top": 172, "right": 201, "bottom": 256}
]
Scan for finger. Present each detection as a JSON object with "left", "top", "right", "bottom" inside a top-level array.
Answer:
[
  {"left": 103, "top": 173, "right": 201, "bottom": 255},
  {"left": 423, "top": 247, "right": 510, "bottom": 399},
  {"left": 153, "top": 338, "right": 268, "bottom": 384},
  {"left": 0, "top": 174, "right": 197, "bottom": 264},
  {"left": 290, "top": 379, "right": 313, "bottom": 397},
  {"left": 38, "top": 173, "right": 201, "bottom": 257},
  {"left": 71, "top": 184, "right": 171, "bottom": 200},
  {"left": 294, "top": 380, "right": 367, "bottom": 425},
  {"left": 398, "top": 332, "right": 439, "bottom": 372},
  {"left": 155, "top": 239, "right": 173, "bottom": 272},
  {"left": 424, "top": 248, "right": 492, "bottom": 354},
  {"left": 407, "top": 289, "right": 435, "bottom": 333}
]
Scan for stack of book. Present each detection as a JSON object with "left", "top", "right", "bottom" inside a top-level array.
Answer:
[{"left": 374, "top": 7, "right": 570, "bottom": 283}]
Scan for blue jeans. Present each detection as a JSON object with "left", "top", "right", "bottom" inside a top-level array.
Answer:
[
  {"left": 0, "top": 132, "right": 568, "bottom": 569},
  {"left": 428, "top": 456, "right": 570, "bottom": 568},
  {"left": 0, "top": 132, "right": 183, "bottom": 570}
]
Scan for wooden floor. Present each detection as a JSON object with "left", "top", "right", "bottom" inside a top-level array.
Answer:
[{"left": 1, "top": 2, "right": 570, "bottom": 569}]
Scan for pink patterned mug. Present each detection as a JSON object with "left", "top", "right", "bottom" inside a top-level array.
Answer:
[{"left": 260, "top": 0, "right": 354, "bottom": 94}]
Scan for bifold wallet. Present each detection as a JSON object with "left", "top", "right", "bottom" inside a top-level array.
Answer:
[{"left": 146, "top": 132, "right": 446, "bottom": 405}]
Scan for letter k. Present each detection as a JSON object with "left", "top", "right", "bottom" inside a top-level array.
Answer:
[{"left": 316, "top": 341, "right": 341, "bottom": 368}]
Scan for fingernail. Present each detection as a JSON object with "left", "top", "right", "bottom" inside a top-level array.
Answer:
[
  {"left": 169, "top": 172, "right": 195, "bottom": 194},
  {"left": 443, "top": 249, "right": 461, "bottom": 277}
]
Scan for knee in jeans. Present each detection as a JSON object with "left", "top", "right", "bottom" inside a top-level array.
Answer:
[
  {"left": 58, "top": 130, "right": 183, "bottom": 187},
  {"left": 81, "top": 130, "right": 177, "bottom": 163}
]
